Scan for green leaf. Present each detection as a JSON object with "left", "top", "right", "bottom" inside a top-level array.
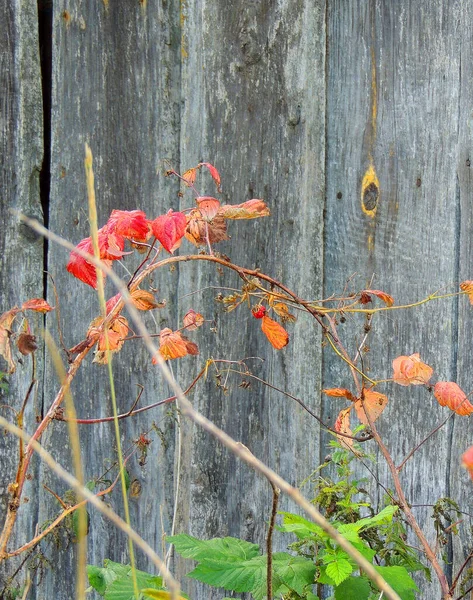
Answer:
[
  {"left": 277, "top": 512, "right": 324, "bottom": 540},
  {"left": 140, "top": 590, "right": 188, "bottom": 600},
  {"left": 186, "top": 555, "right": 266, "bottom": 593},
  {"left": 87, "top": 561, "right": 130, "bottom": 595},
  {"left": 334, "top": 576, "right": 371, "bottom": 600},
  {"left": 273, "top": 555, "right": 316, "bottom": 595},
  {"left": 355, "top": 506, "right": 398, "bottom": 531},
  {"left": 168, "top": 534, "right": 260, "bottom": 563},
  {"left": 325, "top": 558, "right": 353, "bottom": 586},
  {"left": 105, "top": 571, "right": 162, "bottom": 600},
  {"left": 374, "top": 566, "right": 418, "bottom": 600}
]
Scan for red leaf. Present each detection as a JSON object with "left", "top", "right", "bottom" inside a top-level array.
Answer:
[
  {"left": 218, "top": 199, "right": 270, "bottom": 220},
  {"left": 361, "top": 289, "right": 394, "bottom": 307},
  {"left": 151, "top": 210, "right": 187, "bottom": 253},
  {"left": 97, "top": 226, "right": 126, "bottom": 260},
  {"left": 66, "top": 237, "right": 106, "bottom": 289},
  {"left": 354, "top": 389, "right": 388, "bottom": 424},
  {"left": 323, "top": 388, "right": 356, "bottom": 402},
  {"left": 434, "top": 381, "right": 473, "bottom": 416},
  {"left": 107, "top": 209, "right": 150, "bottom": 241},
  {"left": 198, "top": 162, "right": 221, "bottom": 191},
  {"left": 196, "top": 196, "right": 221, "bottom": 221},
  {"left": 261, "top": 315, "right": 289, "bottom": 349},
  {"left": 392, "top": 353, "right": 433, "bottom": 386},
  {"left": 106, "top": 293, "right": 122, "bottom": 315},
  {"left": 21, "top": 299, "right": 54, "bottom": 313}
]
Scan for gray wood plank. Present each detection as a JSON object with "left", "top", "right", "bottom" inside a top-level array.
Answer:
[
  {"left": 0, "top": 0, "right": 44, "bottom": 593},
  {"left": 176, "top": 1, "right": 325, "bottom": 597},
  {"left": 38, "top": 2, "right": 182, "bottom": 598},
  {"left": 448, "top": 6, "right": 473, "bottom": 592},
  {"left": 325, "top": 1, "right": 465, "bottom": 597}
]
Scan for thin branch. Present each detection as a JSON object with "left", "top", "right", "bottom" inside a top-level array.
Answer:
[
  {"left": 267, "top": 481, "right": 280, "bottom": 600},
  {"left": 19, "top": 215, "right": 401, "bottom": 600},
  {"left": 397, "top": 413, "right": 453, "bottom": 472},
  {"left": 0, "top": 417, "right": 181, "bottom": 599}
]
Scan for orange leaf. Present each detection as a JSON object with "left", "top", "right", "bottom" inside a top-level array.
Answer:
[
  {"left": 460, "top": 281, "right": 473, "bottom": 305},
  {"left": 261, "top": 315, "right": 289, "bottom": 350},
  {"left": 196, "top": 196, "right": 221, "bottom": 221},
  {"left": 434, "top": 381, "right": 473, "bottom": 416},
  {"left": 354, "top": 389, "right": 388, "bottom": 424},
  {"left": 183, "top": 310, "right": 204, "bottom": 330},
  {"left": 151, "top": 210, "right": 187, "bottom": 253},
  {"left": 198, "top": 162, "right": 222, "bottom": 191},
  {"left": 182, "top": 167, "right": 197, "bottom": 187},
  {"left": 218, "top": 199, "right": 270, "bottom": 220},
  {"left": 361, "top": 289, "right": 394, "bottom": 307},
  {"left": 462, "top": 446, "right": 473, "bottom": 481},
  {"left": 156, "top": 328, "right": 188, "bottom": 361},
  {"left": 107, "top": 209, "right": 150, "bottom": 241},
  {"left": 392, "top": 353, "right": 433, "bottom": 386},
  {"left": 130, "top": 289, "right": 160, "bottom": 311},
  {"left": 334, "top": 407, "right": 355, "bottom": 452},
  {"left": 21, "top": 298, "right": 54, "bottom": 313},
  {"left": 323, "top": 388, "right": 356, "bottom": 402}
]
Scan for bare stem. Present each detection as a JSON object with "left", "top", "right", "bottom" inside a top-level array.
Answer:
[{"left": 267, "top": 481, "right": 280, "bottom": 600}]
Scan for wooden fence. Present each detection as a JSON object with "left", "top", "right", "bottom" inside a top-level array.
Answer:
[{"left": 1, "top": 1, "right": 472, "bottom": 598}]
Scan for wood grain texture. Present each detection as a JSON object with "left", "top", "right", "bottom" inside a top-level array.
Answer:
[
  {"left": 324, "top": 1, "right": 467, "bottom": 596},
  {"left": 0, "top": 0, "right": 44, "bottom": 590},
  {"left": 3, "top": 1, "right": 473, "bottom": 598},
  {"left": 37, "top": 2, "right": 182, "bottom": 598},
  {"left": 176, "top": 1, "right": 325, "bottom": 597}
]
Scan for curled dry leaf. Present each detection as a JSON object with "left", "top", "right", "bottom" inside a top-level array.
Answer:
[
  {"left": 354, "top": 389, "right": 388, "bottom": 424},
  {"left": 183, "top": 309, "right": 204, "bottom": 330},
  {"left": 21, "top": 298, "right": 54, "bottom": 313},
  {"left": 261, "top": 315, "right": 289, "bottom": 350},
  {"left": 461, "top": 446, "right": 473, "bottom": 481},
  {"left": 0, "top": 308, "right": 19, "bottom": 373},
  {"left": 434, "top": 381, "right": 473, "bottom": 416},
  {"left": 272, "top": 302, "right": 297, "bottom": 323},
  {"left": 323, "top": 388, "right": 356, "bottom": 402},
  {"left": 218, "top": 199, "right": 270, "bottom": 220},
  {"left": 185, "top": 211, "right": 228, "bottom": 246},
  {"left": 460, "top": 280, "right": 473, "bottom": 305},
  {"left": 392, "top": 353, "right": 433, "bottom": 386},
  {"left": 360, "top": 289, "right": 394, "bottom": 307},
  {"left": 107, "top": 209, "right": 150, "bottom": 241},
  {"left": 334, "top": 407, "right": 356, "bottom": 452},
  {"left": 17, "top": 333, "right": 38, "bottom": 356},
  {"left": 94, "top": 317, "right": 129, "bottom": 364},
  {"left": 151, "top": 210, "right": 187, "bottom": 253},
  {"left": 130, "top": 289, "right": 160, "bottom": 311}
]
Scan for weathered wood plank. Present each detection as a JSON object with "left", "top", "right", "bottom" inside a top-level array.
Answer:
[
  {"left": 325, "top": 1, "right": 465, "bottom": 596},
  {"left": 37, "top": 2, "right": 182, "bottom": 597},
  {"left": 0, "top": 0, "right": 44, "bottom": 593},
  {"left": 177, "top": 1, "right": 325, "bottom": 597}
]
